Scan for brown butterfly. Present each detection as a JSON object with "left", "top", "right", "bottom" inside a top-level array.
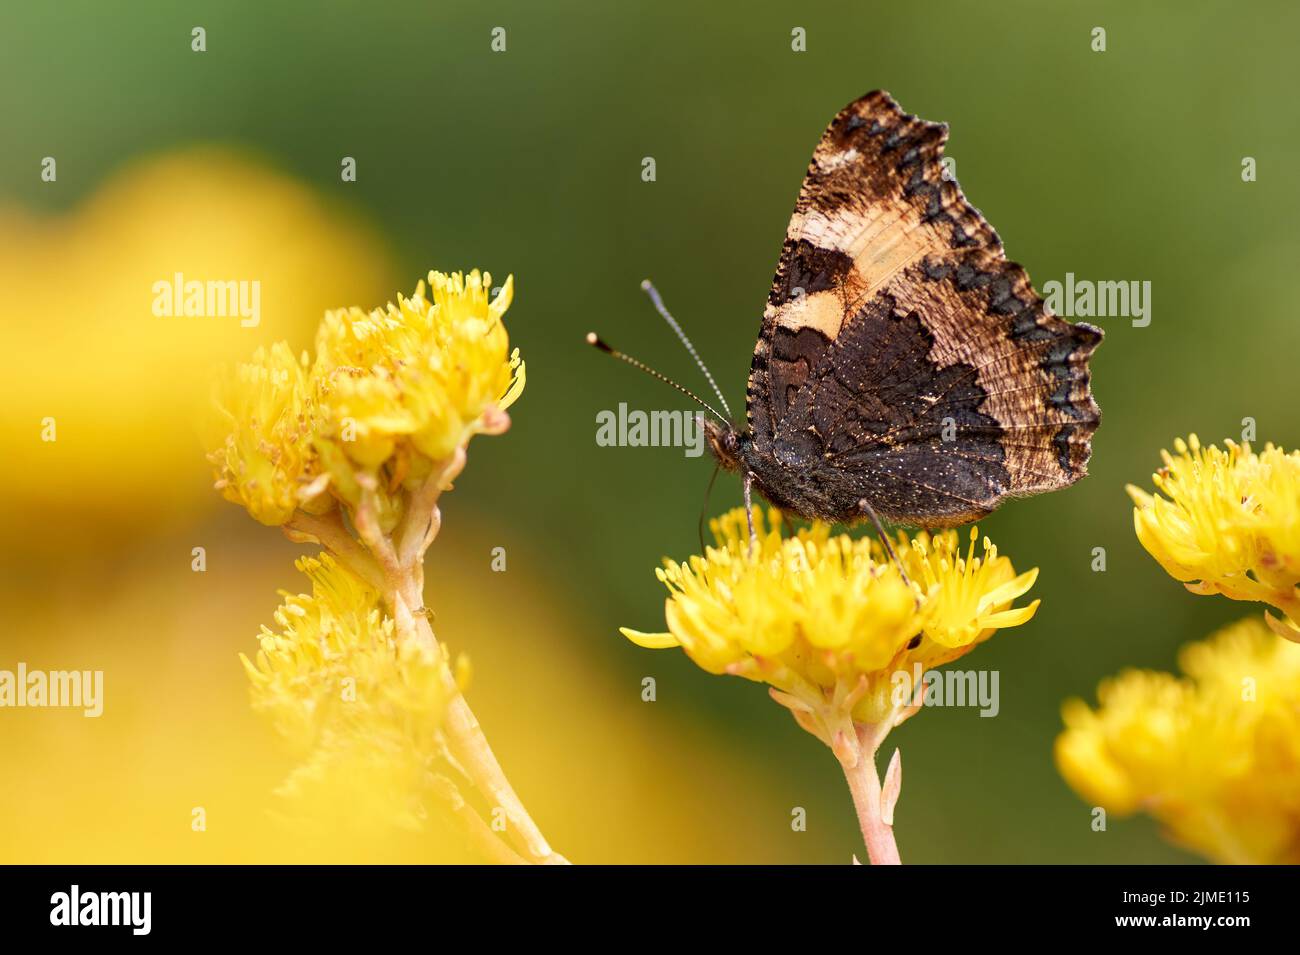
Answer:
[{"left": 590, "top": 91, "right": 1101, "bottom": 554}]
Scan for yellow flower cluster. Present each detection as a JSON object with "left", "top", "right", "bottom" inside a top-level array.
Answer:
[
  {"left": 204, "top": 270, "right": 524, "bottom": 526},
  {"left": 241, "top": 553, "right": 461, "bottom": 829},
  {"left": 1056, "top": 616, "right": 1300, "bottom": 864},
  {"left": 622, "top": 507, "right": 1039, "bottom": 725},
  {"left": 1128, "top": 435, "right": 1300, "bottom": 639},
  {"left": 205, "top": 343, "right": 323, "bottom": 526}
]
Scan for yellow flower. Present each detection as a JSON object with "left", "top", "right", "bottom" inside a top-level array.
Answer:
[
  {"left": 312, "top": 270, "right": 524, "bottom": 476},
  {"left": 203, "top": 342, "right": 328, "bottom": 526},
  {"left": 203, "top": 269, "right": 524, "bottom": 526},
  {"left": 1127, "top": 435, "right": 1300, "bottom": 640},
  {"left": 241, "top": 553, "right": 460, "bottom": 829},
  {"left": 1056, "top": 616, "right": 1300, "bottom": 864},
  {"left": 622, "top": 507, "right": 1039, "bottom": 727}
]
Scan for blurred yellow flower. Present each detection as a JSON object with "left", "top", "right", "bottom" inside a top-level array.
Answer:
[
  {"left": 0, "top": 147, "right": 392, "bottom": 544},
  {"left": 1127, "top": 435, "right": 1300, "bottom": 640},
  {"left": 622, "top": 506, "right": 1039, "bottom": 727},
  {"left": 241, "top": 553, "right": 457, "bottom": 830},
  {"left": 1056, "top": 616, "right": 1300, "bottom": 864}
]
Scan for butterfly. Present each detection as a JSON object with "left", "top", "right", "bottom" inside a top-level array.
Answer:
[{"left": 591, "top": 91, "right": 1101, "bottom": 550}]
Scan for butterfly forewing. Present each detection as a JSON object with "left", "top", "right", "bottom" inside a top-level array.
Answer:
[{"left": 743, "top": 90, "right": 1101, "bottom": 526}]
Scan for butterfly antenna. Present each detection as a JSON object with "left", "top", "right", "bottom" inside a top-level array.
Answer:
[
  {"left": 640, "top": 279, "right": 733, "bottom": 420},
  {"left": 586, "top": 333, "right": 730, "bottom": 425}
]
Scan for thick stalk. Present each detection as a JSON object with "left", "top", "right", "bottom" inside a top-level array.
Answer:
[{"left": 839, "top": 740, "right": 901, "bottom": 865}]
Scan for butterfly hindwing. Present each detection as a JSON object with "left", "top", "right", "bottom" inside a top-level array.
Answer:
[{"left": 744, "top": 90, "right": 1101, "bottom": 526}]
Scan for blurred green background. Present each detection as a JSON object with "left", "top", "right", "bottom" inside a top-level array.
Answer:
[{"left": 3, "top": 1, "right": 1297, "bottom": 863}]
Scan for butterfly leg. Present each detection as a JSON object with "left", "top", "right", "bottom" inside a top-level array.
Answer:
[
  {"left": 743, "top": 471, "right": 756, "bottom": 554},
  {"left": 858, "top": 498, "right": 913, "bottom": 591}
]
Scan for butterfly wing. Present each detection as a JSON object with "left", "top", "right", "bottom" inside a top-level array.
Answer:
[{"left": 745, "top": 90, "right": 1101, "bottom": 525}]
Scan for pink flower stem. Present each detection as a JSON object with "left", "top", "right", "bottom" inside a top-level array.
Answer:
[{"left": 838, "top": 725, "right": 901, "bottom": 865}]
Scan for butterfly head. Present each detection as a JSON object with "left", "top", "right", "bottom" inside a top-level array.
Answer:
[{"left": 703, "top": 416, "right": 746, "bottom": 473}]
